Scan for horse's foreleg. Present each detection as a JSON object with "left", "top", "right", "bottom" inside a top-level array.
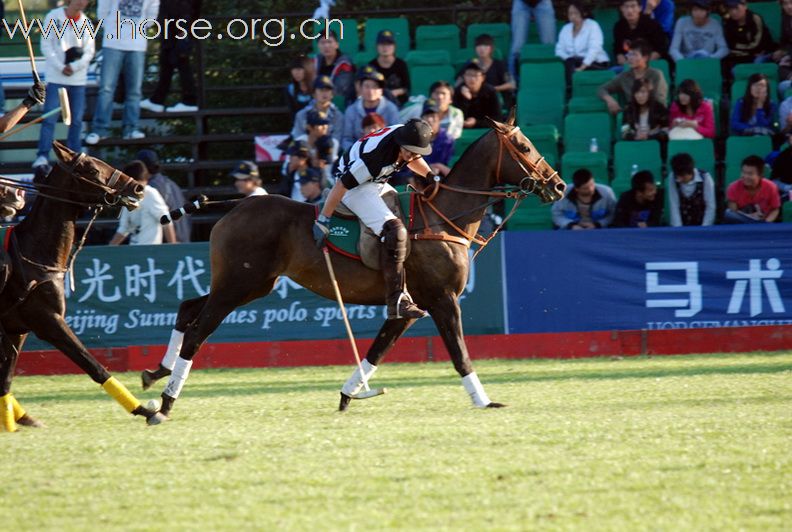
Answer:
[
  {"left": 429, "top": 294, "right": 504, "bottom": 408},
  {"left": 142, "top": 295, "right": 208, "bottom": 390},
  {"left": 0, "top": 333, "right": 42, "bottom": 429},
  {"left": 339, "top": 317, "right": 416, "bottom": 411},
  {"left": 31, "top": 315, "right": 166, "bottom": 424}
]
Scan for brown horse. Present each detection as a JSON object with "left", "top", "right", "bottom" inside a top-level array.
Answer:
[
  {"left": 0, "top": 142, "right": 167, "bottom": 432},
  {"left": 142, "top": 115, "right": 565, "bottom": 419}
]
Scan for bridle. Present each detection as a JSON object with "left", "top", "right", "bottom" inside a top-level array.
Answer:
[{"left": 410, "top": 126, "right": 559, "bottom": 258}]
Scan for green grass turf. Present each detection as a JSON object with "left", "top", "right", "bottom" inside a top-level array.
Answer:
[{"left": 3, "top": 353, "right": 791, "bottom": 530}]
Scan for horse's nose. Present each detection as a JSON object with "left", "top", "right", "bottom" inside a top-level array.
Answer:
[
  {"left": 133, "top": 184, "right": 144, "bottom": 195},
  {"left": 555, "top": 182, "right": 566, "bottom": 194}
]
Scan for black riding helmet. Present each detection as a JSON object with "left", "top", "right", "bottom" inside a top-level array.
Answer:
[{"left": 394, "top": 118, "right": 433, "bottom": 156}]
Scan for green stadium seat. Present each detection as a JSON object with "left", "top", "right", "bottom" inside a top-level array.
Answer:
[
  {"left": 519, "top": 62, "right": 565, "bottom": 92},
  {"left": 410, "top": 65, "right": 455, "bottom": 97},
  {"left": 311, "top": 18, "right": 359, "bottom": 57},
  {"left": 563, "top": 113, "right": 612, "bottom": 156},
  {"left": 466, "top": 23, "right": 510, "bottom": 58},
  {"left": 561, "top": 151, "right": 609, "bottom": 185},
  {"left": 732, "top": 63, "right": 779, "bottom": 83},
  {"left": 783, "top": 200, "right": 792, "bottom": 222},
  {"left": 415, "top": 24, "right": 460, "bottom": 51},
  {"left": 519, "top": 44, "right": 557, "bottom": 64},
  {"left": 751, "top": 1, "right": 781, "bottom": 42},
  {"left": 667, "top": 139, "right": 716, "bottom": 177},
  {"left": 521, "top": 124, "right": 559, "bottom": 168},
  {"left": 353, "top": 50, "right": 376, "bottom": 67},
  {"left": 405, "top": 50, "right": 451, "bottom": 68},
  {"left": 568, "top": 96, "right": 608, "bottom": 114},
  {"left": 452, "top": 48, "right": 476, "bottom": 71},
  {"left": 730, "top": 79, "right": 779, "bottom": 103},
  {"left": 572, "top": 70, "right": 615, "bottom": 98},
  {"left": 724, "top": 135, "right": 774, "bottom": 185},
  {"left": 591, "top": 8, "right": 620, "bottom": 60},
  {"left": 452, "top": 128, "right": 489, "bottom": 163},
  {"left": 364, "top": 18, "right": 410, "bottom": 57},
  {"left": 517, "top": 87, "right": 565, "bottom": 133},
  {"left": 649, "top": 59, "right": 671, "bottom": 90},
  {"left": 503, "top": 195, "right": 554, "bottom": 231},
  {"left": 675, "top": 58, "right": 723, "bottom": 100},
  {"left": 332, "top": 95, "right": 347, "bottom": 113},
  {"left": 613, "top": 140, "right": 663, "bottom": 184}
]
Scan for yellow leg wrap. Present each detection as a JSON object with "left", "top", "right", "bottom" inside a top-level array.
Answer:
[
  {"left": 102, "top": 377, "right": 141, "bottom": 414},
  {"left": 10, "top": 394, "right": 26, "bottom": 421},
  {"left": 1, "top": 394, "right": 17, "bottom": 432}
]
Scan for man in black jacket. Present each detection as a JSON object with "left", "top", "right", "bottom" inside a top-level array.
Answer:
[
  {"left": 452, "top": 62, "right": 501, "bottom": 129},
  {"left": 723, "top": 0, "right": 776, "bottom": 73},
  {"left": 613, "top": 171, "right": 663, "bottom": 228},
  {"left": 613, "top": 0, "right": 669, "bottom": 66}
]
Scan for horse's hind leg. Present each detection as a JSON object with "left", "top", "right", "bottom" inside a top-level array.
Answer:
[
  {"left": 0, "top": 333, "right": 42, "bottom": 430},
  {"left": 142, "top": 294, "right": 208, "bottom": 390},
  {"left": 339, "top": 317, "right": 416, "bottom": 411}
]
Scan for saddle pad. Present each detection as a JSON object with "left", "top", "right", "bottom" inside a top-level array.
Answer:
[{"left": 1, "top": 226, "right": 12, "bottom": 251}]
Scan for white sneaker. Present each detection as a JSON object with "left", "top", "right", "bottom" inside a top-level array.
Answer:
[
  {"left": 140, "top": 98, "right": 165, "bottom": 113},
  {"left": 123, "top": 130, "right": 146, "bottom": 140},
  {"left": 166, "top": 102, "right": 198, "bottom": 113},
  {"left": 84, "top": 132, "right": 103, "bottom": 145},
  {"left": 32, "top": 155, "right": 49, "bottom": 168}
]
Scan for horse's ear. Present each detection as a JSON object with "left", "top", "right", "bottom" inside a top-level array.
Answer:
[
  {"left": 51, "top": 140, "right": 76, "bottom": 164},
  {"left": 486, "top": 116, "right": 507, "bottom": 133},
  {"left": 506, "top": 107, "right": 516, "bottom": 127}
]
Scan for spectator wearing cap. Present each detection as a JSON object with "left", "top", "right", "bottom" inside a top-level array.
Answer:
[
  {"left": 555, "top": 2, "right": 610, "bottom": 88},
  {"left": 421, "top": 99, "right": 455, "bottom": 177},
  {"left": 232, "top": 161, "right": 267, "bottom": 197},
  {"left": 136, "top": 149, "right": 191, "bottom": 243},
  {"left": 284, "top": 55, "right": 315, "bottom": 118},
  {"left": 368, "top": 30, "right": 411, "bottom": 106},
  {"left": 598, "top": 38, "right": 667, "bottom": 116},
  {"left": 315, "top": 30, "right": 356, "bottom": 104},
  {"left": 296, "top": 110, "right": 339, "bottom": 185},
  {"left": 291, "top": 75, "right": 344, "bottom": 143},
  {"left": 314, "top": 134, "right": 338, "bottom": 186},
  {"left": 723, "top": 0, "right": 777, "bottom": 73},
  {"left": 669, "top": 0, "right": 728, "bottom": 62},
  {"left": 453, "top": 62, "right": 502, "bottom": 128},
  {"left": 470, "top": 34, "right": 515, "bottom": 108},
  {"left": 341, "top": 66, "right": 400, "bottom": 150},
  {"left": 110, "top": 160, "right": 177, "bottom": 245},
  {"left": 294, "top": 167, "right": 325, "bottom": 204},
  {"left": 613, "top": 0, "right": 669, "bottom": 67},
  {"left": 281, "top": 140, "right": 313, "bottom": 200},
  {"left": 361, "top": 113, "right": 386, "bottom": 136}
]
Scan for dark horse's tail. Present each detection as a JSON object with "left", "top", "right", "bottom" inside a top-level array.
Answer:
[{"left": 160, "top": 195, "right": 244, "bottom": 225}]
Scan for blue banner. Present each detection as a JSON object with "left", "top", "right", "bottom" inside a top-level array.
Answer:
[{"left": 505, "top": 225, "right": 792, "bottom": 333}]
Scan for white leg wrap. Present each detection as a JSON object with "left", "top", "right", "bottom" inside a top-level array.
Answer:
[
  {"left": 462, "top": 372, "right": 491, "bottom": 408},
  {"left": 341, "top": 359, "right": 377, "bottom": 396},
  {"left": 163, "top": 357, "right": 192, "bottom": 399},
  {"left": 161, "top": 330, "right": 184, "bottom": 370}
]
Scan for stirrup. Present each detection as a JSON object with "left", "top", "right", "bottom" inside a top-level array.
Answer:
[{"left": 387, "top": 292, "right": 427, "bottom": 320}]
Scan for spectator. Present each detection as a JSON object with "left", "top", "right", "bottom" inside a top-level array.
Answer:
[
  {"left": 510, "top": 0, "right": 557, "bottom": 78},
  {"left": 315, "top": 30, "right": 355, "bottom": 104},
  {"left": 295, "top": 110, "right": 338, "bottom": 185},
  {"left": 398, "top": 81, "right": 465, "bottom": 140},
  {"left": 778, "top": 91, "right": 792, "bottom": 134},
  {"left": 283, "top": 56, "right": 314, "bottom": 118},
  {"left": 136, "top": 149, "right": 191, "bottom": 242},
  {"left": 109, "top": 161, "right": 176, "bottom": 245},
  {"left": 361, "top": 113, "right": 386, "bottom": 136},
  {"left": 725, "top": 155, "right": 780, "bottom": 223},
  {"left": 551, "top": 168, "right": 617, "bottom": 229},
  {"left": 295, "top": 167, "right": 325, "bottom": 204},
  {"left": 368, "top": 30, "right": 410, "bottom": 106},
  {"left": 774, "top": 0, "right": 792, "bottom": 96},
  {"left": 669, "top": 0, "right": 729, "bottom": 62},
  {"left": 723, "top": 0, "right": 776, "bottom": 72},
  {"left": 232, "top": 161, "right": 267, "bottom": 197},
  {"left": 613, "top": 170, "right": 663, "bottom": 227},
  {"left": 453, "top": 62, "right": 502, "bottom": 128},
  {"left": 341, "top": 66, "right": 400, "bottom": 151},
  {"left": 471, "top": 34, "right": 515, "bottom": 108},
  {"left": 282, "top": 141, "right": 312, "bottom": 201},
  {"left": 669, "top": 79, "right": 716, "bottom": 139},
  {"left": 613, "top": 0, "right": 669, "bottom": 67},
  {"left": 598, "top": 39, "right": 668, "bottom": 115},
  {"left": 641, "top": 0, "right": 675, "bottom": 37},
  {"left": 34, "top": 0, "right": 95, "bottom": 168},
  {"left": 86, "top": 0, "right": 159, "bottom": 144},
  {"left": 667, "top": 152, "right": 717, "bottom": 226},
  {"left": 421, "top": 99, "right": 455, "bottom": 177},
  {"left": 621, "top": 79, "right": 668, "bottom": 141},
  {"left": 292, "top": 76, "right": 344, "bottom": 143},
  {"left": 771, "top": 130, "right": 792, "bottom": 198},
  {"left": 730, "top": 73, "right": 778, "bottom": 136},
  {"left": 555, "top": 0, "right": 610, "bottom": 87},
  {"left": 315, "top": 134, "right": 338, "bottom": 186},
  {"left": 140, "top": 0, "right": 200, "bottom": 114}
]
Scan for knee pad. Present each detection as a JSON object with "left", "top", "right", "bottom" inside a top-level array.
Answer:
[{"left": 381, "top": 219, "right": 407, "bottom": 263}]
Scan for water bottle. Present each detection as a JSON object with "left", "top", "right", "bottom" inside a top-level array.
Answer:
[
  {"left": 589, "top": 137, "right": 598, "bottom": 153},
  {"left": 631, "top": 163, "right": 639, "bottom": 176}
]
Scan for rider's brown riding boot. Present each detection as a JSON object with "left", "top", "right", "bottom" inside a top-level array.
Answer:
[{"left": 381, "top": 219, "right": 427, "bottom": 320}]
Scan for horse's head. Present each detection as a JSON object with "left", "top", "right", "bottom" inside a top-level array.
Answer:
[
  {"left": 487, "top": 110, "right": 566, "bottom": 203},
  {"left": 52, "top": 140, "right": 144, "bottom": 210}
]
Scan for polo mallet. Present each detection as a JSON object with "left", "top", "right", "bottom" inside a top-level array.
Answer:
[
  {"left": 322, "top": 247, "right": 386, "bottom": 400},
  {"left": 0, "top": 88, "right": 71, "bottom": 141},
  {"left": 17, "top": 0, "right": 41, "bottom": 84}
]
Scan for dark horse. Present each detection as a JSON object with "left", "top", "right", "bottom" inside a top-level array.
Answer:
[
  {"left": 0, "top": 141, "right": 166, "bottom": 432},
  {"left": 142, "top": 114, "right": 566, "bottom": 420}
]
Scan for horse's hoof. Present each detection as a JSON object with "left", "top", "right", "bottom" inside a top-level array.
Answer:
[
  {"left": 338, "top": 392, "right": 352, "bottom": 412},
  {"left": 486, "top": 402, "right": 507, "bottom": 408},
  {"left": 16, "top": 414, "right": 46, "bottom": 428},
  {"left": 147, "top": 412, "right": 168, "bottom": 426}
]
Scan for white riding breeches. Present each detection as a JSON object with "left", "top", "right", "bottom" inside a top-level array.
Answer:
[{"left": 342, "top": 182, "right": 398, "bottom": 235}]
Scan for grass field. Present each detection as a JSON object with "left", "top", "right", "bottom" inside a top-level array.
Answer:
[{"left": 3, "top": 353, "right": 791, "bottom": 530}]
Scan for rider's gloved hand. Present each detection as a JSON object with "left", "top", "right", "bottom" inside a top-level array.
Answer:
[
  {"left": 23, "top": 80, "right": 46, "bottom": 109},
  {"left": 313, "top": 213, "right": 330, "bottom": 248}
]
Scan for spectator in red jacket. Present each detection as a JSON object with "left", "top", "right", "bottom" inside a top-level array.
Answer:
[
  {"left": 669, "top": 79, "right": 716, "bottom": 139},
  {"left": 725, "top": 155, "right": 781, "bottom": 223}
]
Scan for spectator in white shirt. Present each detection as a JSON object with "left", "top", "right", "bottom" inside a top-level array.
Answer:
[
  {"left": 109, "top": 161, "right": 177, "bottom": 245},
  {"left": 231, "top": 161, "right": 268, "bottom": 197},
  {"left": 555, "top": 0, "right": 610, "bottom": 87}
]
